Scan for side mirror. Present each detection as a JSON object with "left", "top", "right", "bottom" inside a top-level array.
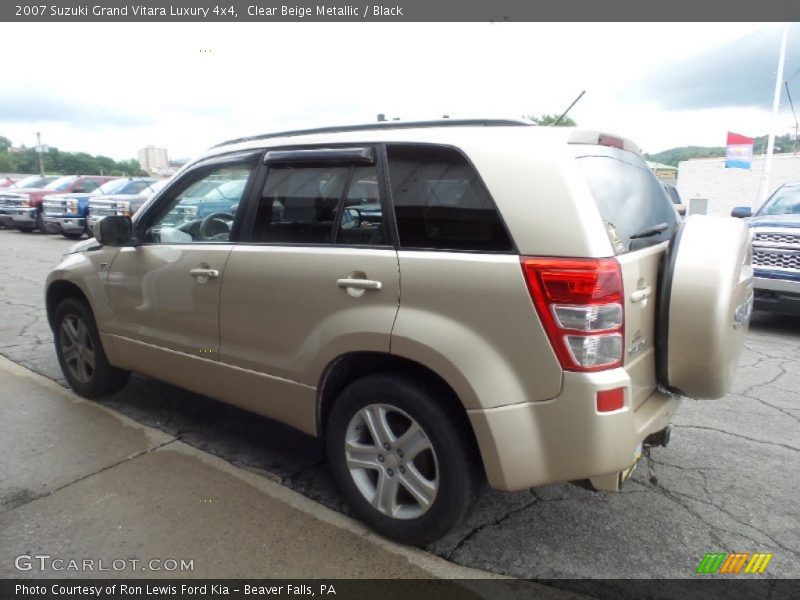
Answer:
[
  {"left": 731, "top": 206, "right": 752, "bottom": 219},
  {"left": 96, "top": 215, "right": 132, "bottom": 246},
  {"left": 677, "top": 206, "right": 687, "bottom": 216}
]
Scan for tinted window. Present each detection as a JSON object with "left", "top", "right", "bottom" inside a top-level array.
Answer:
[
  {"left": 575, "top": 148, "right": 678, "bottom": 253},
  {"left": 336, "top": 166, "right": 386, "bottom": 246},
  {"left": 82, "top": 179, "right": 100, "bottom": 192},
  {"left": 249, "top": 166, "right": 346, "bottom": 244},
  {"left": 386, "top": 145, "right": 512, "bottom": 251}
]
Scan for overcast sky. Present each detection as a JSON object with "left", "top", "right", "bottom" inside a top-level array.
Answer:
[{"left": 0, "top": 22, "right": 798, "bottom": 161}]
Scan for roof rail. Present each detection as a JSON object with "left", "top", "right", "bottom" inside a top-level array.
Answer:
[{"left": 212, "top": 119, "right": 533, "bottom": 148}]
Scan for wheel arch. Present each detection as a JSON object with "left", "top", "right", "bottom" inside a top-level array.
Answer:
[
  {"left": 46, "top": 280, "right": 91, "bottom": 331},
  {"left": 316, "top": 352, "right": 484, "bottom": 473}
]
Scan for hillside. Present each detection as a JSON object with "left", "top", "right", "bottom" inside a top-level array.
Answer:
[{"left": 645, "top": 133, "right": 797, "bottom": 167}]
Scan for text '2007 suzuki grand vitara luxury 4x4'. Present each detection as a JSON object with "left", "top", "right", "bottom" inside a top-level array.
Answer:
[{"left": 46, "top": 120, "right": 753, "bottom": 544}]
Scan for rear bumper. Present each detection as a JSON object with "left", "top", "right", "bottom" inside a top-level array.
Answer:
[
  {"left": 468, "top": 370, "right": 681, "bottom": 491},
  {"left": 44, "top": 215, "right": 86, "bottom": 234}
]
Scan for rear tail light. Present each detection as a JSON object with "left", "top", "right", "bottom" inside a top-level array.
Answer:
[{"left": 521, "top": 257, "right": 624, "bottom": 372}]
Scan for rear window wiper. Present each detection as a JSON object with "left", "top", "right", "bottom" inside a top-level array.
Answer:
[{"left": 630, "top": 222, "right": 668, "bottom": 240}]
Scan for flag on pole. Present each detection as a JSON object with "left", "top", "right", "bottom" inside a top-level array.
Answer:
[{"left": 725, "top": 132, "right": 754, "bottom": 169}]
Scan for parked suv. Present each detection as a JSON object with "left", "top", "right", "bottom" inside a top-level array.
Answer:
[
  {"left": 86, "top": 179, "right": 168, "bottom": 235},
  {"left": 732, "top": 181, "right": 800, "bottom": 316},
  {"left": 2, "top": 175, "right": 113, "bottom": 232},
  {"left": 45, "top": 120, "right": 753, "bottom": 544},
  {"left": 43, "top": 177, "right": 158, "bottom": 239}
]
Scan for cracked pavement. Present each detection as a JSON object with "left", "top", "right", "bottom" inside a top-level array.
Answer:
[{"left": 1, "top": 228, "right": 798, "bottom": 584}]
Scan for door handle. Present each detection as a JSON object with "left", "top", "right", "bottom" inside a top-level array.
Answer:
[
  {"left": 337, "top": 278, "right": 382, "bottom": 291},
  {"left": 190, "top": 268, "right": 219, "bottom": 279},
  {"left": 630, "top": 285, "right": 652, "bottom": 303}
]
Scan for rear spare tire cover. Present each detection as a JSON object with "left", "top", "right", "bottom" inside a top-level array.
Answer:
[{"left": 657, "top": 215, "right": 753, "bottom": 399}]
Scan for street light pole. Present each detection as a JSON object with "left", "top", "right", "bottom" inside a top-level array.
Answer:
[{"left": 758, "top": 24, "right": 790, "bottom": 204}]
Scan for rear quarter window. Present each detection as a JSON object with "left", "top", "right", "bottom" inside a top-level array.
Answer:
[
  {"left": 574, "top": 147, "right": 677, "bottom": 253},
  {"left": 386, "top": 144, "right": 513, "bottom": 252}
]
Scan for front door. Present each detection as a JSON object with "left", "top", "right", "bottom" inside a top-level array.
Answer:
[{"left": 105, "top": 154, "right": 258, "bottom": 397}]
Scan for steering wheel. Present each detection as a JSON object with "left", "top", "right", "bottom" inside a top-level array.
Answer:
[{"left": 197, "top": 212, "right": 233, "bottom": 240}]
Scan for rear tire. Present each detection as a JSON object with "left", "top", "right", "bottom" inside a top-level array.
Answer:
[
  {"left": 53, "top": 297, "right": 130, "bottom": 398},
  {"left": 326, "top": 373, "right": 481, "bottom": 545}
]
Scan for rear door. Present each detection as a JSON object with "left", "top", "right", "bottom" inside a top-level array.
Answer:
[
  {"left": 573, "top": 146, "right": 679, "bottom": 407},
  {"left": 217, "top": 146, "right": 400, "bottom": 434}
]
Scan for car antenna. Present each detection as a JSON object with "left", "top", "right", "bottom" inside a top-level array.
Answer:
[{"left": 553, "top": 90, "right": 586, "bottom": 126}]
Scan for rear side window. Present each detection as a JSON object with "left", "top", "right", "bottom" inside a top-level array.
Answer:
[
  {"left": 575, "top": 148, "right": 678, "bottom": 253},
  {"left": 386, "top": 145, "right": 513, "bottom": 252},
  {"left": 248, "top": 163, "right": 387, "bottom": 246}
]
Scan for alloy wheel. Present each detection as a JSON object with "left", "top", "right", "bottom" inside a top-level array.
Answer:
[
  {"left": 59, "top": 315, "right": 96, "bottom": 384},
  {"left": 344, "top": 403, "right": 439, "bottom": 520}
]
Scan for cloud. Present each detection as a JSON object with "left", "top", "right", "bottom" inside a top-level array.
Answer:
[
  {"left": 627, "top": 25, "right": 800, "bottom": 111},
  {"left": 0, "top": 93, "right": 153, "bottom": 128}
]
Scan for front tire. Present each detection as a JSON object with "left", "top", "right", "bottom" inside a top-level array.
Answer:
[
  {"left": 326, "top": 374, "right": 481, "bottom": 545},
  {"left": 53, "top": 297, "right": 130, "bottom": 398}
]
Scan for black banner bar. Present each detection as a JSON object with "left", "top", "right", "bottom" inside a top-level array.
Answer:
[
  {"left": 2, "top": 0, "right": 800, "bottom": 22},
  {"left": 2, "top": 579, "right": 799, "bottom": 600}
]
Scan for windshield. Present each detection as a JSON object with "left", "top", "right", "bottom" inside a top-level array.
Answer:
[
  {"left": 757, "top": 185, "right": 800, "bottom": 216},
  {"left": 145, "top": 179, "right": 168, "bottom": 195},
  {"left": 92, "top": 178, "right": 129, "bottom": 195},
  {"left": 44, "top": 176, "right": 78, "bottom": 191},
  {"left": 13, "top": 176, "right": 52, "bottom": 189}
]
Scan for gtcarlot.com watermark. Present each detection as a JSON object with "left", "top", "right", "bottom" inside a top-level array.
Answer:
[{"left": 14, "top": 554, "right": 194, "bottom": 573}]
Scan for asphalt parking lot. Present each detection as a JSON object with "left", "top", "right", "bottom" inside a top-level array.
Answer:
[{"left": 1, "top": 228, "right": 798, "bottom": 583}]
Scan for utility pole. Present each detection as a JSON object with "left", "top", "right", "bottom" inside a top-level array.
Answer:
[
  {"left": 758, "top": 24, "right": 790, "bottom": 204},
  {"left": 36, "top": 132, "right": 45, "bottom": 177}
]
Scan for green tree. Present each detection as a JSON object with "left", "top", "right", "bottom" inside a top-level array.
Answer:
[
  {"left": 0, "top": 136, "right": 11, "bottom": 152},
  {"left": 527, "top": 113, "right": 577, "bottom": 127}
]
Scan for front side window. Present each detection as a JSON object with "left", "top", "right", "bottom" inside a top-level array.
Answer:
[
  {"left": 144, "top": 164, "right": 252, "bottom": 244},
  {"left": 248, "top": 163, "right": 386, "bottom": 246},
  {"left": 386, "top": 145, "right": 513, "bottom": 251}
]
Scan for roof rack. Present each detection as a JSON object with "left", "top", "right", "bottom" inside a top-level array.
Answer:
[{"left": 213, "top": 119, "right": 533, "bottom": 148}]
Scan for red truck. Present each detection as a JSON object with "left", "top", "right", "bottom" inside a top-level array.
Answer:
[{"left": 0, "top": 175, "right": 114, "bottom": 232}]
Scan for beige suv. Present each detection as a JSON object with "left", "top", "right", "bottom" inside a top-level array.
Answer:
[{"left": 45, "top": 120, "right": 753, "bottom": 544}]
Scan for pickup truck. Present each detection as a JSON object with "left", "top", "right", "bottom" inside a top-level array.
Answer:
[
  {"left": 43, "top": 177, "right": 157, "bottom": 239},
  {"left": 86, "top": 178, "right": 168, "bottom": 234},
  {"left": 0, "top": 175, "right": 113, "bottom": 232},
  {"left": 0, "top": 175, "right": 58, "bottom": 227},
  {"left": 732, "top": 181, "right": 800, "bottom": 316}
]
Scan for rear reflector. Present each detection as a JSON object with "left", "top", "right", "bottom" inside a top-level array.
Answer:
[
  {"left": 596, "top": 388, "right": 625, "bottom": 412},
  {"left": 522, "top": 257, "right": 624, "bottom": 371}
]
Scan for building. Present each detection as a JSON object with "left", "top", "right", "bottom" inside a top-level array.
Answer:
[
  {"left": 647, "top": 161, "right": 678, "bottom": 182},
  {"left": 677, "top": 153, "right": 800, "bottom": 217},
  {"left": 137, "top": 145, "right": 169, "bottom": 175}
]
